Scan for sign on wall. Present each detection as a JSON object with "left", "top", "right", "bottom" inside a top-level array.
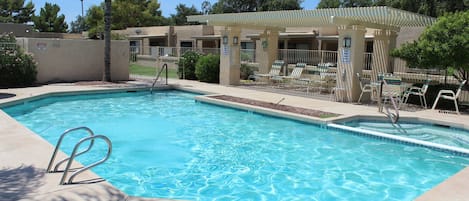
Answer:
[{"left": 341, "top": 48, "right": 351, "bottom": 64}]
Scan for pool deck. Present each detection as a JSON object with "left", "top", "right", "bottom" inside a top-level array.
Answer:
[{"left": 0, "top": 79, "right": 468, "bottom": 201}]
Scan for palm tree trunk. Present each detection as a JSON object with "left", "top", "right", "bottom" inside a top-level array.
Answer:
[{"left": 103, "top": 0, "right": 111, "bottom": 82}]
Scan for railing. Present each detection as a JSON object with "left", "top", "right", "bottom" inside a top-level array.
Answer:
[
  {"left": 379, "top": 80, "right": 400, "bottom": 124},
  {"left": 46, "top": 127, "right": 112, "bottom": 185},
  {"left": 60, "top": 135, "right": 112, "bottom": 185},
  {"left": 150, "top": 63, "right": 168, "bottom": 93},
  {"left": 47, "top": 127, "right": 95, "bottom": 173},
  {"left": 278, "top": 49, "right": 338, "bottom": 65},
  {"left": 364, "top": 52, "right": 373, "bottom": 70}
]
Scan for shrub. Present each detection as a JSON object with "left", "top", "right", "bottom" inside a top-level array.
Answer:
[
  {"left": 195, "top": 54, "right": 220, "bottom": 83},
  {"left": 0, "top": 34, "right": 37, "bottom": 87},
  {"left": 240, "top": 64, "right": 257, "bottom": 80},
  {"left": 177, "top": 51, "right": 200, "bottom": 80}
]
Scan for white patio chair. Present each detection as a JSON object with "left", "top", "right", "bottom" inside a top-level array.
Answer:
[
  {"left": 356, "top": 73, "right": 373, "bottom": 103},
  {"left": 431, "top": 80, "right": 467, "bottom": 115},
  {"left": 271, "top": 62, "right": 306, "bottom": 83},
  {"left": 251, "top": 60, "right": 285, "bottom": 81},
  {"left": 401, "top": 79, "right": 430, "bottom": 108}
]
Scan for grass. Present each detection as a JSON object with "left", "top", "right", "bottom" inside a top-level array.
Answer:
[{"left": 129, "top": 64, "right": 178, "bottom": 78}]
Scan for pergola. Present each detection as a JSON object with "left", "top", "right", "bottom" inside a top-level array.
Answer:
[{"left": 188, "top": 7, "right": 435, "bottom": 102}]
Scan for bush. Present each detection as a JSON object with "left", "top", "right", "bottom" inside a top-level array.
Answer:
[
  {"left": 240, "top": 64, "right": 257, "bottom": 80},
  {"left": 177, "top": 51, "right": 200, "bottom": 80},
  {"left": 195, "top": 54, "right": 220, "bottom": 83},
  {"left": 0, "top": 34, "right": 37, "bottom": 87}
]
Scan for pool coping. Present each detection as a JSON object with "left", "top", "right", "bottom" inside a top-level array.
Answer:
[{"left": 0, "top": 82, "right": 468, "bottom": 201}]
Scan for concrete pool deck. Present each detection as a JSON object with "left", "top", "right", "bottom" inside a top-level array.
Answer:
[{"left": 0, "top": 79, "right": 468, "bottom": 201}]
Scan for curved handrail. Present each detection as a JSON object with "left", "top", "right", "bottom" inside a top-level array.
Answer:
[
  {"left": 150, "top": 63, "right": 168, "bottom": 94},
  {"left": 60, "top": 135, "right": 112, "bottom": 185},
  {"left": 380, "top": 80, "right": 400, "bottom": 124},
  {"left": 46, "top": 127, "right": 94, "bottom": 173}
]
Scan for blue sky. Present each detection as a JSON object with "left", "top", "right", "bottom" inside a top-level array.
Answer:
[{"left": 29, "top": 0, "right": 320, "bottom": 25}]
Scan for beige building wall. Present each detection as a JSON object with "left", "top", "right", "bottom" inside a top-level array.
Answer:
[
  {"left": 393, "top": 27, "right": 425, "bottom": 72},
  {"left": 17, "top": 38, "right": 129, "bottom": 83}
]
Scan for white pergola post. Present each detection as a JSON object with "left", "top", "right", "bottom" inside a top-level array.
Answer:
[
  {"left": 256, "top": 29, "right": 279, "bottom": 74},
  {"left": 337, "top": 25, "right": 366, "bottom": 102},
  {"left": 219, "top": 27, "right": 241, "bottom": 85},
  {"left": 371, "top": 29, "right": 398, "bottom": 81}
]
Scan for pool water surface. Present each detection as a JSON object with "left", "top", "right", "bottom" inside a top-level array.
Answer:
[{"left": 2, "top": 90, "right": 469, "bottom": 201}]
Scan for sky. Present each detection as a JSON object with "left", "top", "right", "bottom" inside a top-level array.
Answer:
[{"left": 29, "top": 0, "right": 320, "bottom": 26}]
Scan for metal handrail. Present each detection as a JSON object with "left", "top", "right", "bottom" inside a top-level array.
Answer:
[
  {"left": 60, "top": 135, "right": 112, "bottom": 185},
  {"left": 46, "top": 127, "right": 95, "bottom": 173},
  {"left": 150, "top": 63, "right": 168, "bottom": 94},
  {"left": 380, "top": 80, "right": 400, "bottom": 124}
]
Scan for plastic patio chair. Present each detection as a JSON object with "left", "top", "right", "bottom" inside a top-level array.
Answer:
[
  {"left": 271, "top": 62, "right": 306, "bottom": 83},
  {"left": 251, "top": 60, "right": 285, "bottom": 81},
  {"left": 431, "top": 80, "right": 467, "bottom": 115},
  {"left": 401, "top": 79, "right": 431, "bottom": 108},
  {"left": 356, "top": 73, "right": 373, "bottom": 103}
]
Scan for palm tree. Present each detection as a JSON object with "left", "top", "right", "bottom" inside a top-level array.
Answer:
[{"left": 103, "top": 0, "right": 111, "bottom": 82}]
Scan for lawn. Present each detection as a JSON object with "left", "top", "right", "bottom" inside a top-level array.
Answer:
[{"left": 129, "top": 64, "right": 178, "bottom": 78}]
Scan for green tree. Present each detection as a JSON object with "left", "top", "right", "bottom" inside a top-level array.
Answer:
[
  {"left": 86, "top": 5, "right": 104, "bottom": 39},
  {"left": 111, "top": 0, "right": 166, "bottom": 29},
  {"left": 317, "top": 0, "right": 340, "bottom": 8},
  {"left": 32, "top": 3, "right": 68, "bottom": 33},
  {"left": 0, "top": 0, "right": 35, "bottom": 23},
  {"left": 391, "top": 11, "right": 469, "bottom": 81},
  {"left": 201, "top": 1, "right": 212, "bottom": 14},
  {"left": 69, "top": 15, "right": 87, "bottom": 33},
  {"left": 170, "top": 4, "right": 200, "bottom": 25},
  {"left": 259, "top": 0, "right": 303, "bottom": 11},
  {"left": 317, "top": 0, "right": 372, "bottom": 8},
  {"left": 210, "top": 0, "right": 302, "bottom": 13}
]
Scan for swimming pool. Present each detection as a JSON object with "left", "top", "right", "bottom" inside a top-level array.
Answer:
[{"left": 2, "top": 90, "right": 469, "bottom": 200}]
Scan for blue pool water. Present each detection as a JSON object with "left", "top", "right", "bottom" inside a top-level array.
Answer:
[
  {"left": 341, "top": 119, "right": 469, "bottom": 150},
  {"left": 2, "top": 90, "right": 469, "bottom": 201}
]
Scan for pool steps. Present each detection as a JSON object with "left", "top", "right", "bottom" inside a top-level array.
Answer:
[
  {"left": 46, "top": 127, "right": 113, "bottom": 185},
  {"left": 329, "top": 123, "right": 469, "bottom": 157}
]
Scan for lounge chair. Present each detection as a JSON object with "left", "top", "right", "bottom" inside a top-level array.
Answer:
[
  {"left": 432, "top": 80, "right": 467, "bottom": 114},
  {"left": 251, "top": 60, "right": 285, "bottom": 81},
  {"left": 271, "top": 62, "right": 306, "bottom": 83},
  {"left": 401, "top": 79, "right": 430, "bottom": 108}
]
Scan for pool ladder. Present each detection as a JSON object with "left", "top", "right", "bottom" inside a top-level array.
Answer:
[
  {"left": 150, "top": 63, "right": 168, "bottom": 94},
  {"left": 46, "top": 127, "right": 112, "bottom": 185}
]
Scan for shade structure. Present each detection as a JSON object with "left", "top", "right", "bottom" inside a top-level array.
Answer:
[{"left": 187, "top": 6, "right": 436, "bottom": 31}]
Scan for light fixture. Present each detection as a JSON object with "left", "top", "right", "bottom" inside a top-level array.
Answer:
[
  {"left": 233, "top": 36, "right": 238, "bottom": 45},
  {"left": 262, "top": 40, "right": 268, "bottom": 49},
  {"left": 343, "top": 37, "right": 351, "bottom": 48},
  {"left": 222, "top": 35, "right": 228, "bottom": 45}
]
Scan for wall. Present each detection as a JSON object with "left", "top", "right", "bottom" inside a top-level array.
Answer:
[
  {"left": 393, "top": 27, "right": 425, "bottom": 72},
  {"left": 17, "top": 38, "right": 129, "bottom": 83}
]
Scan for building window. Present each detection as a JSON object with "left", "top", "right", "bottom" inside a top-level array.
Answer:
[{"left": 241, "top": 42, "right": 254, "bottom": 49}]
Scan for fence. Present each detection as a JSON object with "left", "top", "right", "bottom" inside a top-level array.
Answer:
[{"left": 278, "top": 49, "right": 338, "bottom": 65}]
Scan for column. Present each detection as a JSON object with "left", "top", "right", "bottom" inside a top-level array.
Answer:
[
  {"left": 371, "top": 29, "right": 397, "bottom": 81},
  {"left": 219, "top": 27, "right": 241, "bottom": 85},
  {"left": 142, "top": 38, "right": 150, "bottom": 55},
  {"left": 337, "top": 25, "right": 366, "bottom": 102},
  {"left": 256, "top": 29, "right": 279, "bottom": 74}
]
